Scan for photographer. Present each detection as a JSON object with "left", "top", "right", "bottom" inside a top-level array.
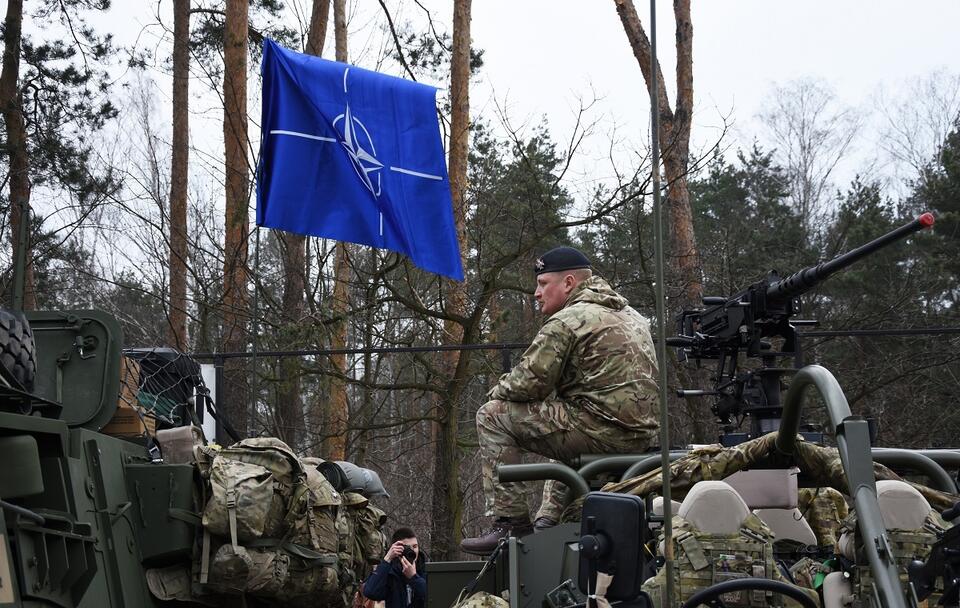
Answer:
[{"left": 362, "top": 527, "right": 426, "bottom": 608}]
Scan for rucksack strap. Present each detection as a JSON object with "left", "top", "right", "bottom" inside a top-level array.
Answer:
[
  {"left": 678, "top": 534, "right": 709, "bottom": 570},
  {"left": 199, "top": 528, "right": 211, "bottom": 584},
  {"left": 225, "top": 485, "right": 239, "bottom": 549},
  {"left": 168, "top": 508, "right": 202, "bottom": 527},
  {"left": 245, "top": 537, "right": 338, "bottom": 567}
]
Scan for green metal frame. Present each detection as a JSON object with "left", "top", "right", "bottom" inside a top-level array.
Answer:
[{"left": 777, "top": 364, "right": 908, "bottom": 608}]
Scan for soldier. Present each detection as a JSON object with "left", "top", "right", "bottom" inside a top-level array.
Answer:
[{"left": 461, "top": 246, "right": 660, "bottom": 555}]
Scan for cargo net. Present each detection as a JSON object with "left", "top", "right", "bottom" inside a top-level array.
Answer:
[{"left": 113, "top": 347, "right": 205, "bottom": 436}]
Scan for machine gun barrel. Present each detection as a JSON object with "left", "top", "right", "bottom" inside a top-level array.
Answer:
[{"left": 766, "top": 213, "right": 934, "bottom": 301}]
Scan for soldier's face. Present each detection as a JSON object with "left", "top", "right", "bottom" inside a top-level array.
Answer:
[{"left": 535, "top": 272, "right": 575, "bottom": 317}]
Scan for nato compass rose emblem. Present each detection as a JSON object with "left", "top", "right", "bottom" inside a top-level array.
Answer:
[
  {"left": 269, "top": 67, "right": 443, "bottom": 236},
  {"left": 335, "top": 101, "right": 382, "bottom": 196}
]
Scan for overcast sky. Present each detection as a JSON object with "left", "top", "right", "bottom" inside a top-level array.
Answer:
[
  {"left": 461, "top": 1, "right": 960, "bottom": 192},
  {"left": 89, "top": 1, "right": 960, "bottom": 204},
  {"left": 467, "top": 1, "right": 960, "bottom": 125}
]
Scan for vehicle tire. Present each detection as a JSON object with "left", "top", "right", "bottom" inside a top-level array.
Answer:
[{"left": 0, "top": 309, "right": 36, "bottom": 392}]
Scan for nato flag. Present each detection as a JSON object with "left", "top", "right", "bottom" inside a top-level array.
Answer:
[{"left": 256, "top": 39, "right": 464, "bottom": 280}]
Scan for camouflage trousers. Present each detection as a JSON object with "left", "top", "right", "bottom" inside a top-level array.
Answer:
[{"left": 477, "top": 398, "right": 656, "bottom": 521}]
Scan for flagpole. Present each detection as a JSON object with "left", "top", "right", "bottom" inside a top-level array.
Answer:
[
  {"left": 250, "top": 225, "right": 261, "bottom": 435},
  {"left": 649, "top": 1, "right": 675, "bottom": 607}
]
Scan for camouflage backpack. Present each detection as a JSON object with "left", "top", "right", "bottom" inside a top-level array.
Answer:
[
  {"left": 839, "top": 510, "right": 947, "bottom": 607},
  {"left": 340, "top": 491, "right": 387, "bottom": 580},
  {"left": 300, "top": 457, "right": 388, "bottom": 589},
  {"left": 642, "top": 514, "right": 814, "bottom": 608},
  {"left": 453, "top": 591, "right": 509, "bottom": 608},
  {"left": 196, "top": 438, "right": 347, "bottom": 606}
]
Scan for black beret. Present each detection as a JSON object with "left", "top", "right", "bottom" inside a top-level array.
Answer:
[{"left": 534, "top": 246, "right": 591, "bottom": 275}]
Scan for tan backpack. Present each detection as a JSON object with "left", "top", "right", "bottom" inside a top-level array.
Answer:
[{"left": 197, "top": 438, "right": 346, "bottom": 606}]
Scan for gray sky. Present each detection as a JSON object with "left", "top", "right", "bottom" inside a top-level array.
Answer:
[
  {"left": 91, "top": 0, "right": 960, "bottom": 204},
  {"left": 462, "top": 1, "right": 960, "bottom": 192}
]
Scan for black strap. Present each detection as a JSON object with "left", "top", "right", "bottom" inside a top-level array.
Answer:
[
  {"left": 244, "top": 537, "right": 339, "bottom": 567},
  {"left": 459, "top": 538, "right": 507, "bottom": 601},
  {"left": 168, "top": 508, "right": 202, "bottom": 527},
  {"left": 201, "top": 392, "right": 242, "bottom": 442}
]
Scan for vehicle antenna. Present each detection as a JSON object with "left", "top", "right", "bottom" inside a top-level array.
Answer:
[{"left": 648, "top": 2, "right": 675, "bottom": 607}]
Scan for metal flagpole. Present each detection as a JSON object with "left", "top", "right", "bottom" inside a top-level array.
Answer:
[
  {"left": 649, "top": 1, "right": 675, "bottom": 607},
  {"left": 250, "top": 226, "right": 261, "bottom": 429}
]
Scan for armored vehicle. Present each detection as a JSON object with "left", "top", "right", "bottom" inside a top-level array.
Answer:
[
  {"left": 1, "top": 215, "right": 958, "bottom": 608},
  {"left": 0, "top": 310, "right": 389, "bottom": 607},
  {"left": 424, "top": 214, "right": 960, "bottom": 608}
]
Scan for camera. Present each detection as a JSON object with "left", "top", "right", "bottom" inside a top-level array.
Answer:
[{"left": 401, "top": 544, "right": 417, "bottom": 563}]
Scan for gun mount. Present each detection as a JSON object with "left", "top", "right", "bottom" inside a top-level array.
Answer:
[
  {"left": 668, "top": 213, "right": 935, "bottom": 445},
  {"left": 909, "top": 502, "right": 960, "bottom": 605}
]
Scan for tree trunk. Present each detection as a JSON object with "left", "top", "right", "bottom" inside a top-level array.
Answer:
[
  {"left": 613, "top": 0, "right": 711, "bottom": 442},
  {"left": 276, "top": 231, "right": 306, "bottom": 448},
  {"left": 275, "top": 0, "right": 330, "bottom": 451},
  {"left": 1, "top": 0, "right": 35, "bottom": 310},
  {"left": 353, "top": 248, "right": 377, "bottom": 465},
  {"left": 612, "top": 0, "right": 701, "bottom": 309},
  {"left": 305, "top": 0, "right": 330, "bottom": 56},
  {"left": 221, "top": 0, "right": 250, "bottom": 436},
  {"left": 322, "top": 0, "right": 350, "bottom": 460},
  {"left": 430, "top": 0, "right": 471, "bottom": 561},
  {"left": 167, "top": 0, "right": 190, "bottom": 349}
]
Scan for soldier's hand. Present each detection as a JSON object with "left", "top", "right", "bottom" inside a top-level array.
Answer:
[
  {"left": 400, "top": 556, "right": 416, "bottom": 579},
  {"left": 384, "top": 541, "right": 405, "bottom": 562}
]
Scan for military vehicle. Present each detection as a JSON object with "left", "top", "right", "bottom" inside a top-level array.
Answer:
[
  {"left": 0, "top": 310, "right": 390, "bottom": 607},
  {"left": 0, "top": 214, "right": 957, "bottom": 608},
  {"left": 423, "top": 213, "right": 960, "bottom": 608}
]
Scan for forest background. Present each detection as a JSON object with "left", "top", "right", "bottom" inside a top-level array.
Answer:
[{"left": 2, "top": 0, "right": 960, "bottom": 559}]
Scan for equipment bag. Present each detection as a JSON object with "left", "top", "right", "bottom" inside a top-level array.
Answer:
[
  {"left": 196, "top": 439, "right": 349, "bottom": 606},
  {"left": 184, "top": 440, "right": 390, "bottom": 608},
  {"left": 201, "top": 438, "right": 307, "bottom": 547},
  {"left": 353, "top": 499, "right": 388, "bottom": 574},
  {"left": 643, "top": 514, "right": 810, "bottom": 608},
  {"left": 842, "top": 511, "right": 947, "bottom": 608}
]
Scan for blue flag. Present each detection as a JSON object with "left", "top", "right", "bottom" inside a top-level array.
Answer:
[{"left": 257, "top": 39, "right": 464, "bottom": 280}]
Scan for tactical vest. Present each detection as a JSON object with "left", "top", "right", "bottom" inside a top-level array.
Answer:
[
  {"left": 840, "top": 511, "right": 947, "bottom": 608},
  {"left": 642, "top": 514, "right": 811, "bottom": 608}
]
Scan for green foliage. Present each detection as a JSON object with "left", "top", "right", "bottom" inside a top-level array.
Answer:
[
  {"left": 390, "top": 28, "right": 484, "bottom": 82},
  {"left": 93, "top": 270, "right": 169, "bottom": 347},
  {"left": 691, "top": 146, "right": 812, "bottom": 297},
  {"left": 576, "top": 179, "right": 655, "bottom": 311},
  {"left": 3, "top": 0, "right": 120, "bottom": 205},
  {"left": 911, "top": 123, "right": 960, "bottom": 305},
  {"left": 467, "top": 121, "right": 571, "bottom": 298},
  {"left": 189, "top": 0, "right": 299, "bottom": 82}
]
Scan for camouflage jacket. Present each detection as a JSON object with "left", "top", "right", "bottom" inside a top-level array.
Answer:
[{"left": 489, "top": 276, "right": 659, "bottom": 433}]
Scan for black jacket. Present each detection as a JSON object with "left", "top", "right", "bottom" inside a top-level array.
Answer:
[{"left": 363, "top": 557, "right": 427, "bottom": 608}]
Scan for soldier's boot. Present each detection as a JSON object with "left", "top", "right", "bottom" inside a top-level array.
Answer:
[
  {"left": 533, "top": 516, "right": 557, "bottom": 532},
  {"left": 460, "top": 516, "right": 533, "bottom": 555}
]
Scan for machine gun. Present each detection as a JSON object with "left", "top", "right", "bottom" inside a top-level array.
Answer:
[{"left": 667, "top": 213, "right": 935, "bottom": 445}]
